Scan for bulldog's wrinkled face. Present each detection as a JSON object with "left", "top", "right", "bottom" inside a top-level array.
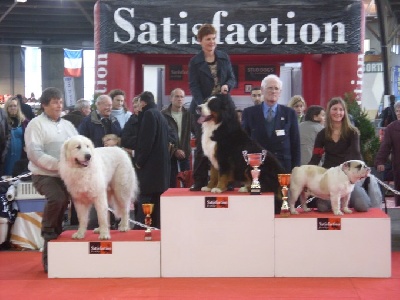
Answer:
[
  {"left": 342, "top": 160, "right": 371, "bottom": 183},
  {"left": 62, "top": 135, "right": 94, "bottom": 168}
]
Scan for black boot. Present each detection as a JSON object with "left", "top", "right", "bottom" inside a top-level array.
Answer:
[{"left": 42, "top": 239, "right": 48, "bottom": 273}]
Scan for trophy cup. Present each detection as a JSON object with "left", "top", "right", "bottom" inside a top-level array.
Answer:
[
  {"left": 142, "top": 203, "right": 154, "bottom": 241},
  {"left": 242, "top": 150, "right": 267, "bottom": 195},
  {"left": 277, "top": 174, "right": 291, "bottom": 217}
]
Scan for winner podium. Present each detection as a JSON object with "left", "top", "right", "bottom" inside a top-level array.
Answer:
[
  {"left": 161, "top": 189, "right": 275, "bottom": 277},
  {"left": 47, "top": 188, "right": 391, "bottom": 278}
]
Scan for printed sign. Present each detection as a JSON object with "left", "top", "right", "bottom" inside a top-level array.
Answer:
[
  {"left": 205, "top": 196, "right": 229, "bottom": 208},
  {"left": 98, "top": 0, "right": 361, "bottom": 54},
  {"left": 169, "top": 65, "right": 184, "bottom": 80},
  {"left": 89, "top": 241, "right": 113, "bottom": 254},
  {"left": 317, "top": 218, "right": 341, "bottom": 230},
  {"left": 245, "top": 65, "right": 276, "bottom": 81}
]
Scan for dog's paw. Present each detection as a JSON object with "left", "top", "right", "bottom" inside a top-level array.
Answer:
[
  {"left": 290, "top": 209, "right": 299, "bottom": 215},
  {"left": 98, "top": 232, "right": 111, "bottom": 240},
  {"left": 118, "top": 225, "right": 129, "bottom": 232},
  {"left": 303, "top": 207, "right": 312, "bottom": 212},
  {"left": 343, "top": 208, "right": 352, "bottom": 214},
  {"left": 201, "top": 186, "right": 211, "bottom": 192},
  {"left": 211, "top": 187, "right": 223, "bottom": 193},
  {"left": 72, "top": 230, "right": 85, "bottom": 239},
  {"left": 333, "top": 210, "right": 344, "bottom": 216},
  {"left": 238, "top": 186, "right": 248, "bottom": 193},
  {"left": 93, "top": 227, "right": 100, "bottom": 233}
]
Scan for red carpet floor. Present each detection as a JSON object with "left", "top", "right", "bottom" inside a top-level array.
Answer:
[{"left": 0, "top": 251, "right": 399, "bottom": 299}]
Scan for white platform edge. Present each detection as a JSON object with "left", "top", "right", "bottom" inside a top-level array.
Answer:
[
  {"left": 48, "top": 240, "right": 161, "bottom": 278},
  {"left": 274, "top": 216, "right": 392, "bottom": 278}
]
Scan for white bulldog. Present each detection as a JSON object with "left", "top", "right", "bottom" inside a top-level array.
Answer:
[{"left": 288, "top": 160, "right": 371, "bottom": 215}]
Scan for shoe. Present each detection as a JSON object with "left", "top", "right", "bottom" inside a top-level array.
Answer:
[{"left": 189, "top": 183, "right": 204, "bottom": 191}]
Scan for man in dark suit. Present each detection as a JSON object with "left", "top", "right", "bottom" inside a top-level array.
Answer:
[
  {"left": 242, "top": 74, "right": 300, "bottom": 173},
  {"left": 133, "top": 91, "right": 171, "bottom": 229}
]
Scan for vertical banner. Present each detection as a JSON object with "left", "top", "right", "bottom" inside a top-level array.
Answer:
[
  {"left": 393, "top": 66, "right": 400, "bottom": 98},
  {"left": 63, "top": 77, "right": 76, "bottom": 108},
  {"left": 64, "top": 49, "right": 83, "bottom": 77}
]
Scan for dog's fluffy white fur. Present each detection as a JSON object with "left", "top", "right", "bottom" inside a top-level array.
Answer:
[
  {"left": 59, "top": 135, "right": 139, "bottom": 240},
  {"left": 288, "top": 160, "right": 370, "bottom": 215}
]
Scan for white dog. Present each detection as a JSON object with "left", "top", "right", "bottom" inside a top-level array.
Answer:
[
  {"left": 59, "top": 135, "right": 139, "bottom": 240},
  {"left": 288, "top": 160, "right": 370, "bottom": 215}
]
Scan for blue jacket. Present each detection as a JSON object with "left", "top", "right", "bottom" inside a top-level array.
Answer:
[
  {"left": 242, "top": 103, "right": 300, "bottom": 172},
  {"left": 188, "top": 49, "right": 236, "bottom": 114},
  {"left": 78, "top": 111, "right": 121, "bottom": 148}
]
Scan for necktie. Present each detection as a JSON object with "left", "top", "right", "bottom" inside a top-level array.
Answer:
[{"left": 267, "top": 107, "right": 273, "bottom": 122}]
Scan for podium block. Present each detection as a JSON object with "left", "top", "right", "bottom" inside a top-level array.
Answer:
[
  {"left": 48, "top": 230, "right": 160, "bottom": 278},
  {"left": 161, "top": 189, "right": 275, "bottom": 277},
  {"left": 275, "top": 208, "right": 391, "bottom": 277}
]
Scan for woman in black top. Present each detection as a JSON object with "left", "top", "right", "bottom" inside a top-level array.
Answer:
[{"left": 309, "top": 97, "right": 379, "bottom": 212}]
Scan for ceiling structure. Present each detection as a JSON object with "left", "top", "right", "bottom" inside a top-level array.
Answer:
[
  {"left": 0, "top": 0, "right": 399, "bottom": 49},
  {"left": 0, "top": 0, "right": 97, "bottom": 48}
]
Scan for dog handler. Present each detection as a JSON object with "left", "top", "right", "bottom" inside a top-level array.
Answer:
[
  {"left": 25, "top": 87, "right": 78, "bottom": 273},
  {"left": 188, "top": 23, "right": 236, "bottom": 191},
  {"left": 309, "top": 97, "right": 380, "bottom": 212}
]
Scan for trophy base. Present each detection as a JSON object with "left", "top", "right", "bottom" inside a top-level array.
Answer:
[
  {"left": 280, "top": 208, "right": 290, "bottom": 217},
  {"left": 250, "top": 188, "right": 261, "bottom": 195},
  {"left": 144, "top": 229, "right": 152, "bottom": 241}
]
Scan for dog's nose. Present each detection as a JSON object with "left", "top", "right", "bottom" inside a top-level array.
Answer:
[{"left": 85, "top": 153, "right": 91, "bottom": 161}]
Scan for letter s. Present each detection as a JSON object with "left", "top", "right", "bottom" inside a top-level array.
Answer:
[{"left": 114, "top": 7, "right": 135, "bottom": 44}]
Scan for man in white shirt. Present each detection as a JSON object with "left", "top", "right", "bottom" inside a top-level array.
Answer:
[{"left": 25, "top": 87, "right": 78, "bottom": 273}]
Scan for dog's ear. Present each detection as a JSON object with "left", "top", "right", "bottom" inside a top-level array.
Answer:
[
  {"left": 341, "top": 161, "right": 350, "bottom": 172},
  {"left": 61, "top": 138, "right": 71, "bottom": 162}
]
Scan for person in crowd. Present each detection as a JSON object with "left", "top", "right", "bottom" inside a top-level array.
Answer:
[
  {"left": 133, "top": 91, "right": 170, "bottom": 229},
  {"left": 376, "top": 101, "right": 400, "bottom": 207},
  {"left": 24, "top": 87, "right": 78, "bottom": 273},
  {"left": 380, "top": 94, "right": 397, "bottom": 127},
  {"left": 78, "top": 94, "right": 122, "bottom": 148},
  {"left": 0, "top": 107, "right": 9, "bottom": 177},
  {"left": 299, "top": 105, "right": 325, "bottom": 165},
  {"left": 161, "top": 88, "right": 194, "bottom": 187},
  {"left": 109, "top": 89, "right": 132, "bottom": 129},
  {"left": 309, "top": 97, "right": 380, "bottom": 212},
  {"left": 121, "top": 96, "right": 141, "bottom": 160},
  {"left": 236, "top": 109, "right": 243, "bottom": 123},
  {"left": 132, "top": 95, "right": 141, "bottom": 116},
  {"left": 242, "top": 74, "right": 300, "bottom": 173},
  {"left": 62, "top": 99, "right": 91, "bottom": 128},
  {"left": 188, "top": 23, "right": 236, "bottom": 191},
  {"left": 2, "top": 96, "right": 30, "bottom": 175},
  {"left": 288, "top": 95, "right": 306, "bottom": 123},
  {"left": 16, "top": 94, "right": 35, "bottom": 120},
  {"left": 250, "top": 86, "right": 262, "bottom": 105}
]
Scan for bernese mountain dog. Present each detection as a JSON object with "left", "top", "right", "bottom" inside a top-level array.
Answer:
[{"left": 197, "top": 93, "right": 285, "bottom": 212}]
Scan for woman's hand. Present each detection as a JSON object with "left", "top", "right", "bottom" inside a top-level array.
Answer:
[{"left": 221, "top": 85, "right": 229, "bottom": 94}]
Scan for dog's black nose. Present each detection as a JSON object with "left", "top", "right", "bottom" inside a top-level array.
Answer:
[{"left": 85, "top": 153, "right": 91, "bottom": 161}]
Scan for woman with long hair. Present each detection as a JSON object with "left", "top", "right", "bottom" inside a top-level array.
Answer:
[
  {"left": 309, "top": 97, "right": 379, "bottom": 212},
  {"left": 3, "top": 96, "right": 30, "bottom": 175}
]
